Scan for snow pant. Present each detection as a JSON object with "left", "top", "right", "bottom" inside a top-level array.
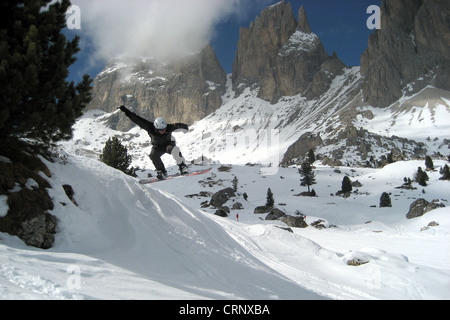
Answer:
[{"left": 149, "top": 144, "right": 185, "bottom": 172}]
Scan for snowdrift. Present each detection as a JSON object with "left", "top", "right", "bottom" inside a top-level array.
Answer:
[
  {"left": 1, "top": 154, "right": 323, "bottom": 299},
  {"left": 2, "top": 151, "right": 450, "bottom": 300}
]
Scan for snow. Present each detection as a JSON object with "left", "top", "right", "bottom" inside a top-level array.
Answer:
[
  {"left": 1, "top": 155, "right": 323, "bottom": 300},
  {"left": 24, "top": 178, "right": 39, "bottom": 190},
  {"left": 0, "top": 156, "right": 12, "bottom": 164},
  {"left": 1, "top": 146, "right": 449, "bottom": 299},
  {"left": 356, "top": 86, "right": 450, "bottom": 145},
  {"left": 280, "top": 30, "right": 320, "bottom": 55},
  {"left": 0, "top": 195, "right": 8, "bottom": 218},
  {"left": 2, "top": 74, "right": 450, "bottom": 300}
]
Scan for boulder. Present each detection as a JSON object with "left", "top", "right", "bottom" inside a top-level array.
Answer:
[
  {"left": 0, "top": 153, "right": 56, "bottom": 249},
  {"left": 281, "top": 215, "right": 308, "bottom": 228},
  {"left": 214, "top": 208, "right": 228, "bottom": 217},
  {"left": 253, "top": 205, "right": 273, "bottom": 214},
  {"left": 20, "top": 213, "right": 57, "bottom": 249},
  {"left": 210, "top": 187, "right": 235, "bottom": 208},
  {"left": 265, "top": 208, "right": 286, "bottom": 220},
  {"left": 231, "top": 202, "right": 243, "bottom": 210},
  {"left": 406, "top": 198, "right": 445, "bottom": 219}
]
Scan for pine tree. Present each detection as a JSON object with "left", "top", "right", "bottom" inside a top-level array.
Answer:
[
  {"left": 415, "top": 166, "right": 429, "bottom": 186},
  {"left": 307, "top": 149, "right": 316, "bottom": 164},
  {"left": 425, "top": 156, "right": 434, "bottom": 171},
  {"left": 298, "top": 162, "right": 316, "bottom": 192},
  {"left": 0, "top": 0, "right": 92, "bottom": 150},
  {"left": 379, "top": 192, "right": 392, "bottom": 207},
  {"left": 100, "top": 137, "right": 136, "bottom": 177},
  {"left": 341, "top": 176, "right": 352, "bottom": 193},
  {"left": 439, "top": 164, "right": 450, "bottom": 180},
  {"left": 266, "top": 188, "right": 274, "bottom": 207},
  {"left": 232, "top": 176, "right": 238, "bottom": 192}
]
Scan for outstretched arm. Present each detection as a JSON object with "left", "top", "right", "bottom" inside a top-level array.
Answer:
[
  {"left": 119, "top": 106, "right": 153, "bottom": 131},
  {"left": 169, "top": 123, "right": 189, "bottom": 133}
]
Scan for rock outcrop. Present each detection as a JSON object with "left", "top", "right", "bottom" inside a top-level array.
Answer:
[
  {"left": 361, "top": 0, "right": 450, "bottom": 107},
  {"left": 232, "top": 2, "right": 345, "bottom": 102},
  {"left": 281, "top": 215, "right": 308, "bottom": 228},
  {"left": 406, "top": 198, "right": 445, "bottom": 219},
  {"left": 210, "top": 187, "right": 235, "bottom": 209},
  {"left": 88, "top": 45, "right": 227, "bottom": 130},
  {"left": 0, "top": 147, "right": 56, "bottom": 249}
]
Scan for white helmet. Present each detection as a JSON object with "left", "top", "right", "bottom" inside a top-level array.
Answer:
[{"left": 154, "top": 117, "right": 167, "bottom": 130}]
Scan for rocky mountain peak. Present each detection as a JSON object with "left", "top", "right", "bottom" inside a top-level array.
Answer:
[
  {"left": 88, "top": 2, "right": 347, "bottom": 127},
  {"left": 87, "top": 44, "right": 227, "bottom": 130},
  {"left": 232, "top": 2, "right": 345, "bottom": 102},
  {"left": 297, "top": 5, "right": 311, "bottom": 33},
  {"left": 361, "top": 0, "right": 450, "bottom": 107}
]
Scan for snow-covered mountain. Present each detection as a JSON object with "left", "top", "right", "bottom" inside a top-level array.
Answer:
[
  {"left": 62, "top": 67, "right": 450, "bottom": 171},
  {"left": 83, "top": 0, "right": 450, "bottom": 167}
]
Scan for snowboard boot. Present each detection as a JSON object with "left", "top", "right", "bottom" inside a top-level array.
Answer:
[
  {"left": 179, "top": 163, "right": 188, "bottom": 175},
  {"left": 156, "top": 170, "right": 167, "bottom": 180}
]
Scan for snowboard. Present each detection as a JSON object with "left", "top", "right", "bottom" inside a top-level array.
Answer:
[{"left": 139, "top": 167, "right": 212, "bottom": 184}]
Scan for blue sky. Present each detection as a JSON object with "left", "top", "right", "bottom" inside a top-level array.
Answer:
[{"left": 66, "top": 0, "right": 380, "bottom": 83}]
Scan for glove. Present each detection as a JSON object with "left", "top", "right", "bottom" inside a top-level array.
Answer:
[{"left": 119, "top": 105, "right": 132, "bottom": 116}]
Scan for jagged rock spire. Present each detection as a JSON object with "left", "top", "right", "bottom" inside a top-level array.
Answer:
[
  {"left": 297, "top": 5, "right": 311, "bottom": 33},
  {"left": 232, "top": 1, "right": 344, "bottom": 102}
]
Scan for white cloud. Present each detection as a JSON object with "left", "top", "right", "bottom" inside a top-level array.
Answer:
[{"left": 74, "top": 0, "right": 243, "bottom": 63}]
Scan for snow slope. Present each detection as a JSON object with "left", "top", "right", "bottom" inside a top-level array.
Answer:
[
  {"left": 151, "top": 160, "right": 450, "bottom": 300},
  {"left": 0, "top": 153, "right": 322, "bottom": 300},
  {"left": 2, "top": 74, "right": 450, "bottom": 300},
  {"left": 1, "top": 150, "right": 449, "bottom": 299},
  {"left": 355, "top": 86, "right": 450, "bottom": 156},
  {"left": 63, "top": 72, "right": 450, "bottom": 172}
]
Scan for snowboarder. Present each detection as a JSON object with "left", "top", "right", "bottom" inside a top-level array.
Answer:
[{"left": 119, "top": 105, "right": 189, "bottom": 180}]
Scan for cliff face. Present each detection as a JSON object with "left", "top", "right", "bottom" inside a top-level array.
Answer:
[
  {"left": 87, "top": 45, "right": 227, "bottom": 130},
  {"left": 361, "top": 0, "right": 450, "bottom": 107},
  {"left": 88, "top": 2, "right": 347, "bottom": 127},
  {"left": 231, "top": 2, "right": 345, "bottom": 102}
]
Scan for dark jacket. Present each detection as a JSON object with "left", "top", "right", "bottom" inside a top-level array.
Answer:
[{"left": 119, "top": 106, "right": 188, "bottom": 147}]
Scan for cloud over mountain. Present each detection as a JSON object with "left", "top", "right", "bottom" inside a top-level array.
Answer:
[{"left": 75, "top": 0, "right": 246, "bottom": 63}]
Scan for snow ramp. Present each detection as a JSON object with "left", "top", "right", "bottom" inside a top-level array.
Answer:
[{"left": 43, "top": 154, "right": 324, "bottom": 299}]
